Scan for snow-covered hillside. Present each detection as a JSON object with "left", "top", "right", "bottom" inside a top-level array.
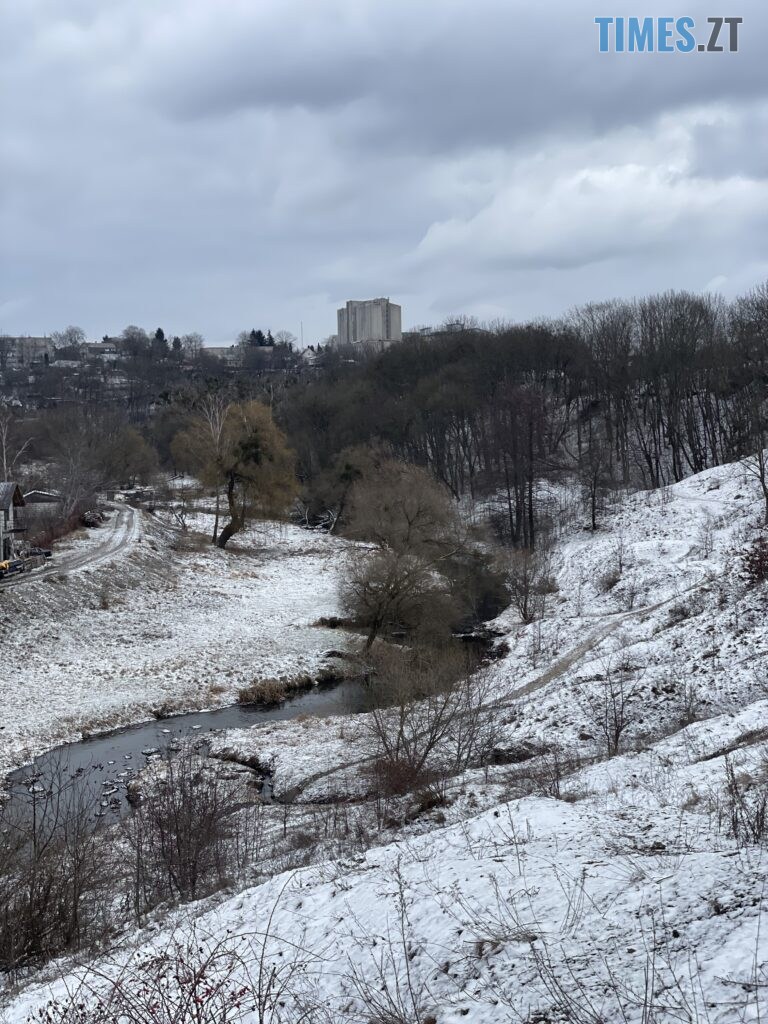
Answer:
[
  {"left": 208, "top": 460, "right": 768, "bottom": 806},
  {"left": 3, "top": 462, "right": 768, "bottom": 1023}
]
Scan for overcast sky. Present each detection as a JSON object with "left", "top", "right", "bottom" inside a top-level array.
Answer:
[{"left": 2, "top": 1, "right": 767, "bottom": 345}]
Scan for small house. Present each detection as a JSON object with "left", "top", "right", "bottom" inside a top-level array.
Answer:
[
  {"left": 22, "top": 490, "right": 62, "bottom": 545},
  {"left": 0, "top": 483, "right": 25, "bottom": 560}
]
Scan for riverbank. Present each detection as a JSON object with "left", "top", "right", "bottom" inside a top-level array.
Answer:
[
  {"left": 4, "top": 676, "right": 371, "bottom": 824},
  {"left": 0, "top": 515, "right": 359, "bottom": 779}
]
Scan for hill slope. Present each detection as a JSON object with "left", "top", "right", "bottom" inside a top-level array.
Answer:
[{"left": 5, "top": 461, "right": 768, "bottom": 1023}]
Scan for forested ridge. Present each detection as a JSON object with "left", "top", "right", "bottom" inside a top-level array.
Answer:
[
  {"left": 5, "top": 286, "right": 768, "bottom": 551},
  {"left": 279, "top": 288, "right": 768, "bottom": 545}
]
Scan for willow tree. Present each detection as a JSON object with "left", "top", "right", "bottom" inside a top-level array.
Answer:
[{"left": 172, "top": 400, "right": 297, "bottom": 548}]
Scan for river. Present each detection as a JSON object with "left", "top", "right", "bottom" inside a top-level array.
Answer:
[{"left": 2, "top": 679, "right": 370, "bottom": 823}]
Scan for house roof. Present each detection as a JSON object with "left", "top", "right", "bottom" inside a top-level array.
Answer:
[
  {"left": 0, "top": 483, "right": 25, "bottom": 510},
  {"left": 23, "top": 490, "right": 61, "bottom": 504}
]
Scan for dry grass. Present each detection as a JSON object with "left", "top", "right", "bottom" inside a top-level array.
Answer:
[
  {"left": 169, "top": 531, "right": 211, "bottom": 553},
  {"left": 237, "top": 678, "right": 289, "bottom": 705}
]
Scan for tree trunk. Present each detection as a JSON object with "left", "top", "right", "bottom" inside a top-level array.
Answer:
[
  {"left": 503, "top": 458, "right": 515, "bottom": 547},
  {"left": 216, "top": 517, "right": 242, "bottom": 549},
  {"left": 365, "top": 619, "right": 381, "bottom": 650},
  {"left": 216, "top": 473, "right": 242, "bottom": 549},
  {"left": 760, "top": 459, "right": 768, "bottom": 526},
  {"left": 212, "top": 489, "right": 220, "bottom": 544}
]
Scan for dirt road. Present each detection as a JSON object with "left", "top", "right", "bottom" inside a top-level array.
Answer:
[{"left": 1, "top": 503, "right": 140, "bottom": 589}]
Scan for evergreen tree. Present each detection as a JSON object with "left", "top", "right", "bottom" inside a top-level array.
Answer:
[{"left": 152, "top": 327, "right": 169, "bottom": 360}]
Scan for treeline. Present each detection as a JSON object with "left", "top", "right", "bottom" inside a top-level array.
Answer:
[
  {"left": 1, "top": 322, "right": 303, "bottom": 421},
  {"left": 279, "top": 287, "right": 768, "bottom": 546},
  {"left": 4, "top": 285, "right": 768, "bottom": 552},
  {"left": 0, "top": 407, "right": 157, "bottom": 549}
]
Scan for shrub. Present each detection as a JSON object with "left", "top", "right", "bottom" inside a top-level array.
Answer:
[
  {"left": 719, "top": 756, "right": 768, "bottom": 846},
  {"left": 364, "top": 644, "right": 495, "bottom": 799},
  {"left": 581, "top": 669, "right": 639, "bottom": 758},
  {"left": 0, "top": 760, "right": 113, "bottom": 978},
  {"left": 598, "top": 567, "right": 621, "bottom": 593},
  {"left": 743, "top": 535, "right": 768, "bottom": 586},
  {"left": 121, "top": 748, "right": 251, "bottom": 912},
  {"left": 369, "top": 756, "right": 441, "bottom": 798},
  {"left": 506, "top": 547, "right": 551, "bottom": 623},
  {"left": 667, "top": 600, "right": 692, "bottom": 625},
  {"left": 24, "top": 926, "right": 327, "bottom": 1024},
  {"left": 341, "top": 548, "right": 461, "bottom": 648},
  {"left": 237, "top": 678, "right": 288, "bottom": 705}
]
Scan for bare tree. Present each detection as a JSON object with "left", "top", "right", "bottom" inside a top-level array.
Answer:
[
  {"left": 447, "top": 668, "right": 504, "bottom": 777},
  {"left": 697, "top": 513, "right": 715, "bottom": 558},
  {"left": 0, "top": 757, "right": 112, "bottom": 978},
  {"left": 743, "top": 438, "right": 768, "bottom": 526},
  {"left": 346, "top": 458, "right": 461, "bottom": 555},
  {"left": 199, "top": 394, "right": 228, "bottom": 541},
  {"left": 339, "top": 457, "right": 484, "bottom": 646},
  {"left": 0, "top": 406, "right": 33, "bottom": 481},
  {"left": 506, "top": 546, "right": 551, "bottom": 624},
  {"left": 582, "top": 660, "right": 640, "bottom": 757},
  {"left": 577, "top": 429, "right": 613, "bottom": 531},
  {"left": 181, "top": 332, "right": 205, "bottom": 359},
  {"left": 365, "top": 645, "right": 476, "bottom": 794},
  {"left": 341, "top": 548, "right": 460, "bottom": 649},
  {"left": 50, "top": 325, "right": 86, "bottom": 350}
]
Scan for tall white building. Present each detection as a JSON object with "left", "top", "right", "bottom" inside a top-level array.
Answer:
[
  {"left": 0, "top": 336, "right": 55, "bottom": 370},
  {"left": 336, "top": 298, "right": 402, "bottom": 349}
]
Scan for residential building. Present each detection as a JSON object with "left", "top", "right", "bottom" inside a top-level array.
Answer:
[
  {"left": 0, "top": 336, "right": 55, "bottom": 371},
  {"left": 336, "top": 298, "right": 402, "bottom": 349},
  {"left": 79, "top": 341, "right": 119, "bottom": 364},
  {"left": 21, "top": 490, "right": 61, "bottom": 543},
  {"left": 205, "top": 345, "right": 243, "bottom": 366},
  {"left": 0, "top": 483, "right": 25, "bottom": 560}
]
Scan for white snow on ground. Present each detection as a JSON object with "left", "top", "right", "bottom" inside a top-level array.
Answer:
[
  {"left": 206, "top": 460, "right": 768, "bottom": 806},
  {"left": 482, "top": 461, "right": 768, "bottom": 757},
  {"left": 211, "top": 713, "right": 374, "bottom": 801},
  {"left": 2, "top": 462, "right": 768, "bottom": 1021},
  {"left": 5, "top": 746, "right": 767, "bottom": 1022},
  {"left": 0, "top": 515, "right": 356, "bottom": 778}
]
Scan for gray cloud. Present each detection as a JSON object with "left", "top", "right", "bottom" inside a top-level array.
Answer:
[{"left": 1, "top": 0, "right": 767, "bottom": 343}]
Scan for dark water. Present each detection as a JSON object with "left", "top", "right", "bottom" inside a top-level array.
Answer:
[{"left": 3, "top": 679, "right": 369, "bottom": 824}]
